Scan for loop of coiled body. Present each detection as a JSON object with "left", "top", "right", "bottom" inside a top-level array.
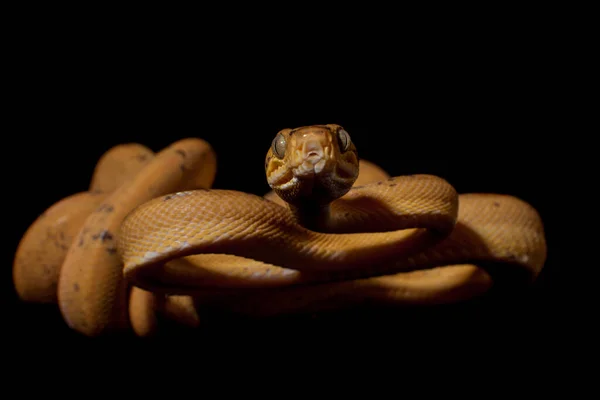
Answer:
[{"left": 13, "top": 136, "right": 546, "bottom": 336}]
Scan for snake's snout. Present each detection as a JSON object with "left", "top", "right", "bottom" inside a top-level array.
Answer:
[
  {"left": 298, "top": 132, "right": 332, "bottom": 162},
  {"left": 303, "top": 140, "right": 325, "bottom": 159},
  {"left": 293, "top": 133, "right": 333, "bottom": 176}
]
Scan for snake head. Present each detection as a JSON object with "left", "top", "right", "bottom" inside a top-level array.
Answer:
[{"left": 265, "top": 124, "right": 359, "bottom": 207}]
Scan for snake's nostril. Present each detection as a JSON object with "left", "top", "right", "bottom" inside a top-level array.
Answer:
[{"left": 308, "top": 151, "right": 319, "bottom": 157}]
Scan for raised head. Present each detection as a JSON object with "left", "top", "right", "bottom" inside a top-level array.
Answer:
[{"left": 265, "top": 124, "right": 359, "bottom": 208}]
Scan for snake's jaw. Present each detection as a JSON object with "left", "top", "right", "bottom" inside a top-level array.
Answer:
[
  {"left": 334, "top": 150, "right": 359, "bottom": 181},
  {"left": 266, "top": 158, "right": 296, "bottom": 189}
]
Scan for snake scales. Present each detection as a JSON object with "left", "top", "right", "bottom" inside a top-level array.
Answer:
[{"left": 13, "top": 124, "right": 547, "bottom": 337}]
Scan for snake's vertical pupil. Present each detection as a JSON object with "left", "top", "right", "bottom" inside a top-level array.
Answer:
[
  {"left": 272, "top": 133, "right": 286, "bottom": 159},
  {"left": 337, "top": 129, "right": 351, "bottom": 152}
]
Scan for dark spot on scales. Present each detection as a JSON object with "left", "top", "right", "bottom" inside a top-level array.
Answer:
[
  {"left": 389, "top": 183, "right": 397, "bottom": 186},
  {"left": 137, "top": 154, "right": 148, "bottom": 161},
  {"left": 164, "top": 195, "right": 173, "bottom": 201},
  {"left": 92, "top": 230, "right": 113, "bottom": 242},
  {"left": 106, "top": 247, "right": 117, "bottom": 254},
  {"left": 78, "top": 236, "right": 84, "bottom": 247},
  {"left": 98, "top": 204, "right": 114, "bottom": 212},
  {"left": 73, "top": 283, "right": 80, "bottom": 292},
  {"left": 180, "top": 163, "right": 186, "bottom": 172},
  {"left": 493, "top": 202, "right": 500, "bottom": 207},
  {"left": 176, "top": 149, "right": 186, "bottom": 158},
  {"left": 377, "top": 182, "right": 383, "bottom": 185}
]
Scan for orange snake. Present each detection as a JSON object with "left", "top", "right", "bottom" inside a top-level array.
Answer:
[{"left": 13, "top": 124, "right": 547, "bottom": 337}]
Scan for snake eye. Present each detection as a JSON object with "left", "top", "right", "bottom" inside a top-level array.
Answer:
[
  {"left": 337, "top": 128, "right": 351, "bottom": 152},
  {"left": 272, "top": 132, "right": 287, "bottom": 159}
]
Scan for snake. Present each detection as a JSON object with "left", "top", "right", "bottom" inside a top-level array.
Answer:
[{"left": 13, "top": 124, "right": 547, "bottom": 337}]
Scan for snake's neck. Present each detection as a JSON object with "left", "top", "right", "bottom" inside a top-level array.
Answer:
[{"left": 287, "top": 202, "right": 332, "bottom": 232}]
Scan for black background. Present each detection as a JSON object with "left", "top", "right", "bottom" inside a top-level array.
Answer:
[{"left": 3, "top": 17, "right": 574, "bottom": 365}]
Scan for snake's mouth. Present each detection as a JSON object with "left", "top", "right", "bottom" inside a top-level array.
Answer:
[
  {"left": 292, "top": 156, "right": 331, "bottom": 178},
  {"left": 267, "top": 163, "right": 296, "bottom": 189},
  {"left": 269, "top": 157, "right": 334, "bottom": 191}
]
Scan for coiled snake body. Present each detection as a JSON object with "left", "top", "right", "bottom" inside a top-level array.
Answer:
[{"left": 13, "top": 125, "right": 547, "bottom": 336}]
